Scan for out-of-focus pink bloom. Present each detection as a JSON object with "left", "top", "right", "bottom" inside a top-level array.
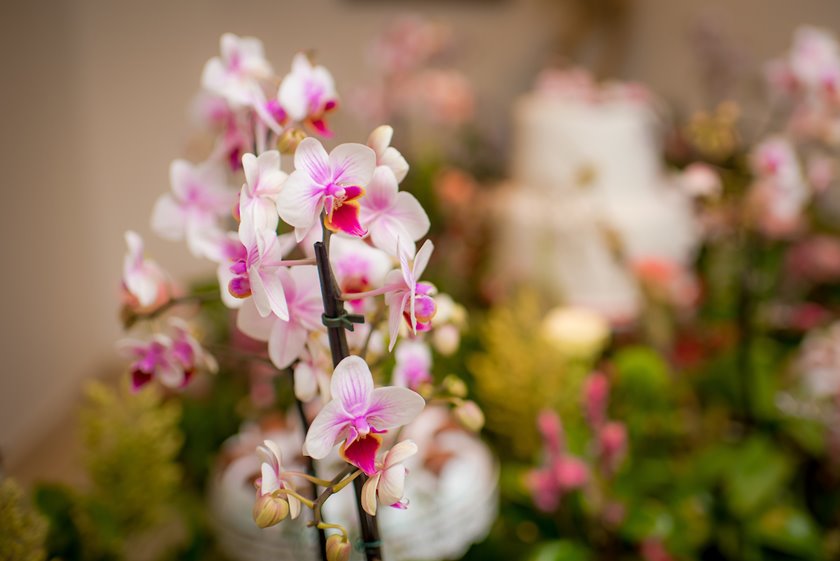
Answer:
[
  {"left": 202, "top": 33, "right": 273, "bottom": 106},
  {"left": 788, "top": 27, "right": 840, "bottom": 92},
  {"left": 553, "top": 456, "right": 589, "bottom": 490},
  {"left": 633, "top": 257, "right": 700, "bottom": 309},
  {"left": 293, "top": 343, "right": 332, "bottom": 403},
  {"left": 748, "top": 137, "right": 809, "bottom": 237},
  {"left": 238, "top": 150, "right": 287, "bottom": 248},
  {"left": 361, "top": 440, "right": 418, "bottom": 516},
  {"left": 118, "top": 335, "right": 182, "bottom": 390},
  {"left": 410, "top": 69, "right": 475, "bottom": 125},
  {"left": 527, "top": 410, "right": 589, "bottom": 511},
  {"left": 798, "top": 322, "right": 840, "bottom": 399},
  {"left": 392, "top": 340, "right": 432, "bottom": 390},
  {"left": 255, "top": 439, "right": 301, "bottom": 519},
  {"left": 169, "top": 317, "right": 218, "bottom": 378},
  {"left": 367, "top": 125, "right": 409, "bottom": 183},
  {"left": 680, "top": 162, "right": 722, "bottom": 199},
  {"left": 537, "top": 409, "right": 564, "bottom": 457},
  {"left": 151, "top": 159, "right": 237, "bottom": 259},
  {"left": 236, "top": 265, "right": 324, "bottom": 369},
  {"left": 383, "top": 240, "right": 437, "bottom": 350},
  {"left": 122, "top": 231, "right": 169, "bottom": 310},
  {"left": 641, "top": 539, "right": 676, "bottom": 561},
  {"left": 599, "top": 421, "right": 628, "bottom": 472},
  {"left": 276, "top": 138, "right": 375, "bottom": 241},
  {"left": 367, "top": 16, "right": 451, "bottom": 75},
  {"left": 303, "top": 356, "right": 425, "bottom": 475},
  {"left": 329, "top": 236, "right": 391, "bottom": 313},
  {"left": 786, "top": 235, "right": 840, "bottom": 284},
  {"left": 583, "top": 372, "right": 610, "bottom": 429},
  {"left": 359, "top": 166, "right": 429, "bottom": 258},
  {"left": 278, "top": 53, "right": 338, "bottom": 136},
  {"left": 807, "top": 155, "right": 836, "bottom": 192}
]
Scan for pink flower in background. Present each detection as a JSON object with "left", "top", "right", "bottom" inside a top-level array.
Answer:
[
  {"left": 329, "top": 236, "right": 392, "bottom": 312},
  {"left": 168, "top": 318, "right": 218, "bottom": 377},
  {"left": 117, "top": 335, "right": 181, "bottom": 390},
  {"left": 599, "top": 421, "right": 628, "bottom": 472},
  {"left": 278, "top": 53, "right": 338, "bottom": 136},
  {"left": 359, "top": 166, "right": 430, "bottom": 258},
  {"left": 238, "top": 150, "right": 287, "bottom": 248},
  {"left": 583, "top": 372, "right": 610, "bottom": 429},
  {"left": 527, "top": 410, "right": 589, "bottom": 512},
  {"left": 392, "top": 340, "right": 432, "bottom": 390},
  {"left": 236, "top": 265, "right": 324, "bottom": 369},
  {"left": 227, "top": 230, "right": 299, "bottom": 321},
  {"left": 122, "top": 231, "right": 169, "bottom": 310},
  {"left": 807, "top": 155, "right": 836, "bottom": 192},
  {"left": 303, "top": 356, "right": 425, "bottom": 475},
  {"left": 679, "top": 163, "right": 722, "bottom": 199},
  {"left": 786, "top": 235, "right": 840, "bottom": 284},
  {"left": 367, "top": 125, "right": 409, "bottom": 183},
  {"left": 798, "top": 322, "right": 840, "bottom": 399},
  {"left": 382, "top": 240, "right": 437, "bottom": 350},
  {"left": 411, "top": 69, "right": 475, "bottom": 125},
  {"left": 202, "top": 33, "right": 273, "bottom": 106},
  {"left": 256, "top": 439, "right": 301, "bottom": 519},
  {"left": 361, "top": 439, "right": 418, "bottom": 515},
  {"left": 367, "top": 15, "right": 450, "bottom": 75},
  {"left": 633, "top": 257, "right": 700, "bottom": 310},
  {"left": 276, "top": 138, "right": 375, "bottom": 241},
  {"left": 788, "top": 26, "right": 840, "bottom": 92},
  {"left": 151, "top": 159, "right": 237, "bottom": 259},
  {"left": 293, "top": 343, "right": 332, "bottom": 403}
]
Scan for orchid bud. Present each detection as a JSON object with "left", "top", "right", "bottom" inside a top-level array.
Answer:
[
  {"left": 453, "top": 400, "right": 485, "bottom": 432},
  {"left": 326, "top": 534, "right": 352, "bottom": 561},
  {"left": 252, "top": 492, "right": 290, "bottom": 528},
  {"left": 432, "top": 324, "right": 461, "bottom": 355},
  {"left": 278, "top": 127, "right": 307, "bottom": 154}
]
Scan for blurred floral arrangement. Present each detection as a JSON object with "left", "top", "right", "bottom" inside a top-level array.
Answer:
[{"left": 466, "top": 25, "right": 840, "bottom": 561}]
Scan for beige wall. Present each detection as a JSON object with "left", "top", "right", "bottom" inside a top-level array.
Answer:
[{"left": 2, "top": 0, "right": 839, "bottom": 473}]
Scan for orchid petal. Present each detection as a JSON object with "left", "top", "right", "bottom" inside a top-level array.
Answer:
[
  {"left": 236, "top": 299, "right": 273, "bottom": 342},
  {"left": 294, "top": 137, "right": 331, "bottom": 185},
  {"left": 260, "top": 462, "right": 281, "bottom": 495},
  {"left": 413, "top": 239, "right": 434, "bottom": 279},
  {"left": 366, "top": 386, "right": 425, "bottom": 430},
  {"left": 329, "top": 143, "right": 376, "bottom": 187},
  {"left": 377, "top": 464, "right": 407, "bottom": 507},
  {"left": 267, "top": 319, "right": 308, "bottom": 369},
  {"left": 330, "top": 356, "right": 374, "bottom": 415},
  {"left": 384, "top": 440, "right": 418, "bottom": 469},
  {"left": 303, "top": 399, "right": 350, "bottom": 459},
  {"left": 275, "top": 171, "right": 324, "bottom": 239},
  {"left": 361, "top": 473, "right": 381, "bottom": 516}
]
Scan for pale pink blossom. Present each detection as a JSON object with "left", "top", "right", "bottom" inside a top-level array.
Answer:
[
  {"left": 361, "top": 440, "right": 418, "bottom": 516},
  {"left": 238, "top": 150, "right": 287, "bottom": 248},
  {"left": 202, "top": 33, "right": 273, "bottom": 106},
  {"left": 293, "top": 343, "right": 332, "bottom": 403},
  {"left": 599, "top": 421, "right": 628, "bottom": 472},
  {"left": 303, "top": 356, "right": 425, "bottom": 474},
  {"left": 583, "top": 372, "right": 610, "bottom": 429},
  {"left": 275, "top": 138, "right": 376, "bottom": 241},
  {"left": 382, "top": 240, "right": 437, "bottom": 350},
  {"left": 256, "top": 439, "right": 301, "bottom": 519},
  {"left": 151, "top": 159, "right": 237, "bottom": 259},
  {"left": 359, "top": 166, "right": 429, "bottom": 258},
  {"left": 679, "top": 163, "right": 721, "bottom": 199},
  {"left": 329, "top": 236, "right": 392, "bottom": 313},
  {"left": 278, "top": 53, "right": 338, "bottom": 136},
  {"left": 788, "top": 26, "right": 840, "bottom": 91},
  {"left": 367, "top": 125, "right": 409, "bottom": 183},
  {"left": 527, "top": 410, "right": 589, "bottom": 511},
  {"left": 117, "top": 335, "right": 182, "bottom": 390},
  {"left": 749, "top": 136, "right": 809, "bottom": 236},
  {"left": 122, "top": 231, "right": 169, "bottom": 309},
  {"left": 392, "top": 340, "right": 432, "bottom": 390},
  {"left": 410, "top": 69, "right": 475, "bottom": 125},
  {"left": 236, "top": 265, "right": 324, "bottom": 369}
]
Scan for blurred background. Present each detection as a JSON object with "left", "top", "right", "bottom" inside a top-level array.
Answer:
[{"left": 3, "top": 1, "right": 840, "bottom": 560}]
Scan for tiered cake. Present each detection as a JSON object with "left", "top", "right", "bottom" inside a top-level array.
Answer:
[{"left": 494, "top": 70, "right": 698, "bottom": 321}]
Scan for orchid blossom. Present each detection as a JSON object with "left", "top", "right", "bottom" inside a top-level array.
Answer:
[
  {"left": 392, "top": 340, "right": 432, "bottom": 390},
  {"left": 256, "top": 439, "right": 301, "bottom": 519},
  {"left": 151, "top": 159, "right": 237, "bottom": 259},
  {"left": 293, "top": 342, "right": 332, "bottom": 403},
  {"left": 238, "top": 150, "right": 287, "bottom": 248},
  {"left": 276, "top": 137, "right": 376, "bottom": 240},
  {"left": 330, "top": 236, "right": 392, "bottom": 312},
  {"left": 169, "top": 318, "right": 218, "bottom": 378},
  {"left": 278, "top": 52, "right": 338, "bottom": 135},
  {"left": 117, "top": 335, "right": 182, "bottom": 391},
  {"left": 359, "top": 166, "right": 430, "bottom": 258},
  {"left": 202, "top": 33, "right": 273, "bottom": 106},
  {"left": 122, "top": 231, "right": 168, "bottom": 309},
  {"left": 361, "top": 440, "right": 418, "bottom": 516},
  {"left": 382, "top": 239, "right": 437, "bottom": 350},
  {"left": 367, "top": 125, "right": 409, "bottom": 183},
  {"left": 303, "top": 356, "right": 425, "bottom": 475},
  {"left": 236, "top": 265, "right": 324, "bottom": 369}
]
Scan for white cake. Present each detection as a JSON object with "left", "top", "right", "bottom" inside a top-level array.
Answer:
[{"left": 495, "top": 70, "right": 698, "bottom": 321}]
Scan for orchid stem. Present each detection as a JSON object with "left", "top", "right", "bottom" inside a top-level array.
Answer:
[{"left": 317, "top": 522, "right": 350, "bottom": 542}]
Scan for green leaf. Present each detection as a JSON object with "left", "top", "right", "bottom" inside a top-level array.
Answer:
[
  {"left": 751, "top": 504, "right": 821, "bottom": 558},
  {"left": 724, "top": 437, "right": 793, "bottom": 516},
  {"left": 531, "top": 540, "right": 593, "bottom": 561}
]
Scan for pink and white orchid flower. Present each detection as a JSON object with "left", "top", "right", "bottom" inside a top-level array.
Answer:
[
  {"left": 330, "top": 236, "right": 392, "bottom": 312},
  {"left": 256, "top": 439, "right": 301, "bottom": 519},
  {"left": 169, "top": 318, "right": 218, "bottom": 378},
  {"left": 238, "top": 150, "right": 287, "bottom": 248},
  {"left": 367, "top": 125, "right": 409, "bottom": 183},
  {"left": 202, "top": 33, "right": 273, "bottom": 107},
  {"left": 278, "top": 53, "right": 338, "bottom": 136},
  {"left": 392, "top": 340, "right": 432, "bottom": 390},
  {"left": 236, "top": 265, "right": 324, "bottom": 369},
  {"left": 359, "top": 166, "right": 430, "bottom": 258},
  {"left": 227, "top": 230, "right": 300, "bottom": 321},
  {"left": 303, "top": 356, "right": 425, "bottom": 475},
  {"left": 383, "top": 240, "right": 437, "bottom": 351},
  {"left": 293, "top": 343, "right": 332, "bottom": 403},
  {"left": 151, "top": 159, "right": 237, "bottom": 259},
  {"left": 117, "top": 335, "right": 182, "bottom": 391},
  {"left": 276, "top": 137, "right": 376, "bottom": 240},
  {"left": 361, "top": 440, "right": 418, "bottom": 516},
  {"left": 122, "top": 231, "right": 168, "bottom": 309}
]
